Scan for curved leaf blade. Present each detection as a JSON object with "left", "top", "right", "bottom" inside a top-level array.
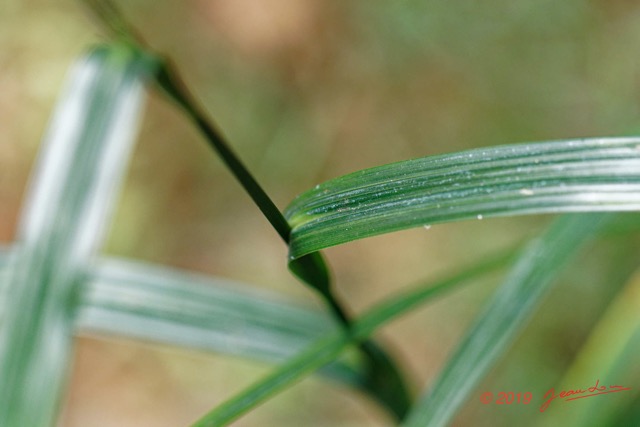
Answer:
[{"left": 286, "top": 138, "right": 640, "bottom": 258}]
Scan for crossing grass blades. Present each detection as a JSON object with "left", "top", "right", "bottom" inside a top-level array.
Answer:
[{"left": 1, "top": 1, "right": 639, "bottom": 426}]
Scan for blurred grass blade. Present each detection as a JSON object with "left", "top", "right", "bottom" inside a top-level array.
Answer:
[
  {"left": 78, "top": 257, "right": 340, "bottom": 363},
  {"left": 286, "top": 139, "right": 640, "bottom": 258},
  {"left": 193, "top": 331, "right": 349, "bottom": 427},
  {"left": 191, "top": 250, "right": 512, "bottom": 426},
  {"left": 0, "top": 45, "right": 154, "bottom": 427},
  {"left": 537, "top": 267, "right": 640, "bottom": 427},
  {"left": 402, "top": 213, "right": 613, "bottom": 427},
  {"left": 0, "top": 246, "right": 361, "bottom": 386},
  {"left": 0, "top": 245, "right": 9, "bottom": 272}
]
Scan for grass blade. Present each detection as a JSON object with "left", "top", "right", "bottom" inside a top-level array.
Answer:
[
  {"left": 286, "top": 139, "right": 640, "bottom": 258},
  {"left": 79, "top": 257, "right": 338, "bottom": 362},
  {"left": 0, "top": 45, "right": 153, "bottom": 427},
  {"left": 82, "top": 1, "right": 415, "bottom": 416},
  {"left": 0, "top": 246, "right": 364, "bottom": 386},
  {"left": 191, "top": 250, "right": 512, "bottom": 426},
  {"left": 536, "top": 267, "right": 640, "bottom": 427},
  {"left": 154, "top": 59, "right": 416, "bottom": 416},
  {"left": 402, "top": 213, "right": 614, "bottom": 427}
]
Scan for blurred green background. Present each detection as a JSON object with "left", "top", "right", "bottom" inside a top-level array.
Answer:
[{"left": 1, "top": 1, "right": 640, "bottom": 426}]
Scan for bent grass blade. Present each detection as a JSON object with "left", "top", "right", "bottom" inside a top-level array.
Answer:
[
  {"left": 191, "top": 251, "right": 511, "bottom": 426},
  {"left": 81, "top": 3, "right": 412, "bottom": 412}
]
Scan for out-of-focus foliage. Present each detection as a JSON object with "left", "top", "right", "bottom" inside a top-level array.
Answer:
[
  {"left": 2, "top": 1, "right": 640, "bottom": 426},
  {"left": 0, "top": 45, "right": 151, "bottom": 427}
]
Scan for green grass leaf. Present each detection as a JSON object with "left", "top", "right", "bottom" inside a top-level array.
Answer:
[
  {"left": 0, "top": 45, "right": 154, "bottom": 427},
  {"left": 535, "top": 266, "right": 640, "bottom": 427},
  {"left": 191, "top": 250, "right": 512, "bottom": 426},
  {"left": 286, "top": 139, "right": 640, "bottom": 258},
  {"left": 78, "top": 257, "right": 363, "bottom": 386},
  {"left": 78, "top": 256, "right": 337, "bottom": 361},
  {"left": 81, "top": 4, "right": 412, "bottom": 410},
  {"left": 402, "top": 213, "right": 614, "bottom": 427},
  {"left": 0, "top": 246, "right": 366, "bottom": 387}
]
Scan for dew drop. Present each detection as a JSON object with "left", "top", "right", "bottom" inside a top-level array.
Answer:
[
  {"left": 519, "top": 188, "right": 534, "bottom": 196},
  {"left": 423, "top": 224, "right": 432, "bottom": 230},
  {"left": 477, "top": 214, "right": 483, "bottom": 220}
]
